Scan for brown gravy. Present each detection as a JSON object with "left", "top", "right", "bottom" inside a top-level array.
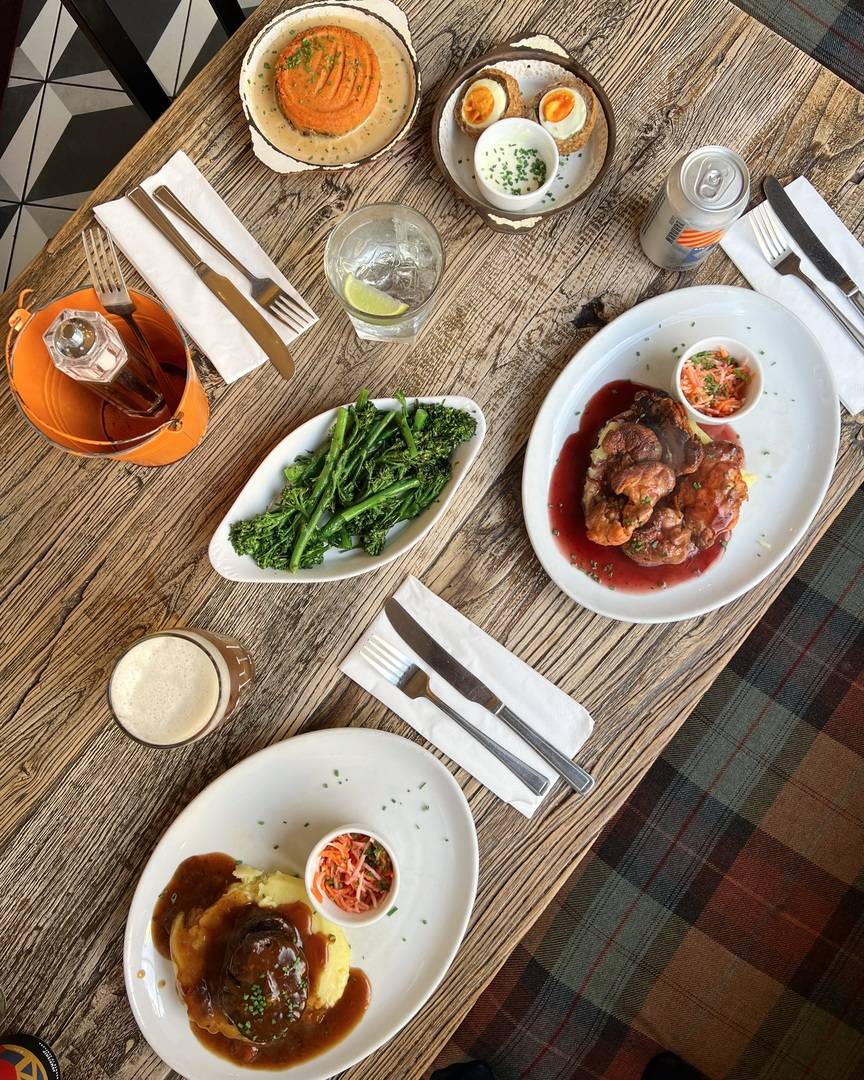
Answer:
[
  {"left": 151, "top": 853, "right": 370, "bottom": 1069},
  {"left": 196, "top": 969, "right": 371, "bottom": 1069},
  {"left": 152, "top": 851, "right": 238, "bottom": 958}
]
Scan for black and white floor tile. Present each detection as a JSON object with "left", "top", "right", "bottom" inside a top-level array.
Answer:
[{"left": 1, "top": 0, "right": 260, "bottom": 289}]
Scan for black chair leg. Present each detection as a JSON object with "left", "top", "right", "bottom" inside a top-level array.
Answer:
[
  {"left": 208, "top": 0, "right": 247, "bottom": 36},
  {"left": 59, "top": 0, "right": 171, "bottom": 122}
]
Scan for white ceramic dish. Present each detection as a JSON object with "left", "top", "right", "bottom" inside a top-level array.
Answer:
[
  {"left": 124, "top": 728, "right": 479, "bottom": 1080},
  {"left": 304, "top": 823, "right": 400, "bottom": 927},
  {"left": 432, "top": 35, "right": 614, "bottom": 232},
  {"left": 522, "top": 286, "right": 839, "bottom": 624},
  {"left": 673, "top": 335, "right": 764, "bottom": 424},
  {"left": 209, "top": 396, "right": 486, "bottom": 583},
  {"left": 473, "top": 118, "right": 559, "bottom": 212},
  {"left": 239, "top": 0, "right": 420, "bottom": 173}
]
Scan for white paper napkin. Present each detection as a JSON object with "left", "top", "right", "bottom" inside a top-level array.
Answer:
[
  {"left": 341, "top": 576, "right": 594, "bottom": 817},
  {"left": 94, "top": 150, "right": 317, "bottom": 384},
  {"left": 721, "top": 176, "right": 864, "bottom": 414}
]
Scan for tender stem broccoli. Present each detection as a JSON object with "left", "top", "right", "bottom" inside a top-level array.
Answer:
[
  {"left": 288, "top": 406, "right": 348, "bottom": 572},
  {"left": 229, "top": 392, "right": 477, "bottom": 572},
  {"left": 321, "top": 478, "right": 420, "bottom": 538}
]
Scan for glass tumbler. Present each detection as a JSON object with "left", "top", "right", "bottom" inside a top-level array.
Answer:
[{"left": 324, "top": 203, "right": 444, "bottom": 342}]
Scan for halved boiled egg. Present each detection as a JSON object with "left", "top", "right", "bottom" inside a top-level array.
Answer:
[
  {"left": 461, "top": 78, "right": 508, "bottom": 131},
  {"left": 538, "top": 86, "right": 587, "bottom": 140}
]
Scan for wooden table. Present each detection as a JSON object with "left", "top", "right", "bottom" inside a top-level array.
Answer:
[{"left": 1, "top": 0, "right": 862, "bottom": 1076}]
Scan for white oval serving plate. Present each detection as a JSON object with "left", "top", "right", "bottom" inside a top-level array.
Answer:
[
  {"left": 522, "top": 286, "right": 839, "bottom": 623},
  {"left": 124, "top": 728, "right": 479, "bottom": 1080},
  {"left": 209, "top": 396, "right": 486, "bottom": 583}
]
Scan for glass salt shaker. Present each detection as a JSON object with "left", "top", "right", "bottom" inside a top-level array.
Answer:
[{"left": 43, "top": 308, "right": 165, "bottom": 417}]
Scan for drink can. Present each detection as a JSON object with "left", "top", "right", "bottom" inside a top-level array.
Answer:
[
  {"left": 640, "top": 145, "right": 750, "bottom": 270},
  {"left": 0, "top": 1032, "right": 61, "bottom": 1080}
]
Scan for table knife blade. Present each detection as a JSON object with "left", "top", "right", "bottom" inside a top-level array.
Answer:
[
  {"left": 127, "top": 187, "right": 294, "bottom": 380},
  {"left": 763, "top": 177, "right": 864, "bottom": 319},
  {"left": 384, "top": 598, "right": 595, "bottom": 795}
]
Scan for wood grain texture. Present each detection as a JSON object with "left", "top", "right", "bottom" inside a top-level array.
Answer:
[{"left": 0, "top": 0, "right": 863, "bottom": 1076}]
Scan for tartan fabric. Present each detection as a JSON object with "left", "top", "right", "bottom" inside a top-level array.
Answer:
[
  {"left": 432, "top": 484, "right": 864, "bottom": 1080},
  {"left": 734, "top": 0, "right": 864, "bottom": 92}
]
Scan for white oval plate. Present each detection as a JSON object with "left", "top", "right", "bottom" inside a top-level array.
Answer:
[
  {"left": 209, "top": 396, "right": 485, "bottom": 583},
  {"left": 522, "top": 286, "right": 839, "bottom": 623},
  {"left": 124, "top": 728, "right": 478, "bottom": 1080}
]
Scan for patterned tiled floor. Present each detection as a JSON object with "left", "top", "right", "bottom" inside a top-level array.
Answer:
[{"left": 0, "top": 0, "right": 259, "bottom": 290}]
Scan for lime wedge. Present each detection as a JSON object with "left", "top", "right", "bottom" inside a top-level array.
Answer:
[{"left": 343, "top": 274, "right": 409, "bottom": 317}]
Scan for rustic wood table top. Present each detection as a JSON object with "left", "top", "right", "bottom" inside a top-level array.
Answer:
[{"left": 1, "top": 0, "right": 863, "bottom": 1076}]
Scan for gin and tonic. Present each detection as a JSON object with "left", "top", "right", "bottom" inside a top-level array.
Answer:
[{"left": 325, "top": 203, "right": 444, "bottom": 341}]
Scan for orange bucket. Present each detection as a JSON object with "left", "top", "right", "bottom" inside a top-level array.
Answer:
[{"left": 5, "top": 287, "right": 209, "bottom": 466}]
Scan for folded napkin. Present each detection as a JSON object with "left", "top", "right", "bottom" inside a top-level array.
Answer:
[
  {"left": 341, "top": 576, "right": 594, "bottom": 817},
  {"left": 721, "top": 176, "right": 864, "bottom": 414},
  {"left": 95, "top": 150, "right": 317, "bottom": 384}
]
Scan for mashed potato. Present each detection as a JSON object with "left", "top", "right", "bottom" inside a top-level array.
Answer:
[{"left": 169, "top": 863, "right": 351, "bottom": 1040}]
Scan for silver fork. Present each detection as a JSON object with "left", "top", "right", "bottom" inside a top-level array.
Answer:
[
  {"left": 81, "top": 225, "right": 175, "bottom": 409},
  {"left": 750, "top": 201, "right": 864, "bottom": 350},
  {"left": 152, "top": 185, "right": 315, "bottom": 335},
  {"left": 361, "top": 635, "right": 550, "bottom": 796}
]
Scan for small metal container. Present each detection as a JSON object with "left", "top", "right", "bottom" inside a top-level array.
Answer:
[{"left": 640, "top": 145, "right": 750, "bottom": 270}]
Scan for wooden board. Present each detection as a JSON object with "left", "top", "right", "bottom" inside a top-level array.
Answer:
[{"left": 1, "top": 0, "right": 863, "bottom": 1076}]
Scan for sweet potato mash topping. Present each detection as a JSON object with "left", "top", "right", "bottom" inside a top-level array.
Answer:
[{"left": 275, "top": 25, "right": 381, "bottom": 137}]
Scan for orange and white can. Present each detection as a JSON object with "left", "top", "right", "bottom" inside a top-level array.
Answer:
[{"left": 640, "top": 146, "right": 750, "bottom": 270}]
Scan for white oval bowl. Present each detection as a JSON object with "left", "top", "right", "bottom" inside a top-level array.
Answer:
[
  {"left": 209, "top": 396, "right": 486, "bottom": 583},
  {"left": 673, "top": 335, "right": 763, "bottom": 425},
  {"left": 305, "top": 823, "right": 399, "bottom": 927},
  {"left": 239, "top": 1, "right": 421, "bottom": 173},
  {"left": 473, "top": 117, "right": 559, "bottom": 212}
]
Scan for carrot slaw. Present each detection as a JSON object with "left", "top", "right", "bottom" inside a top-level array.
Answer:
[
  {"left": 311, "top": 832, "right": 395, "bottom": 913},
  {"left": 680, "top": 347, "right": 752, "bottom": 417}
]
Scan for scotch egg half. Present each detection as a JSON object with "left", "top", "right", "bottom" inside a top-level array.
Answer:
[
  {"left": 455, "top": 68, "right": 524, "bottom": 138},
  {"left": 534, "top": 78, "right": 597, "bottom": 154}
]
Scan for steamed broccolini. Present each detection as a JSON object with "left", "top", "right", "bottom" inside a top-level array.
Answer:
[{"left": 229, "top": 392, "right": 477, "bottom": 571}]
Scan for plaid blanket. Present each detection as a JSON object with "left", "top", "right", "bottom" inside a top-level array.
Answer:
[
  {"left": 432, "top": 484, "right": 864, "bottom": 1080},
  {"left": 734, "top": 0, "right": 864, "bottom": 91}
]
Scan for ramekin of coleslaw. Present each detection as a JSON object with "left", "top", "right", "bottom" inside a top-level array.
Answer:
[
  {"left": 673, "top": 336, "right": 763, "bottom": 425},
  {"left": 305, "top": 823, "right": 400, "bottom": 928}
]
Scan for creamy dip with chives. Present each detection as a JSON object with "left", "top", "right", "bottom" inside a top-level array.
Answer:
[
  {"left": 479, "top": 140, "right": 548, "bottom": 195},
  {"left": 244, "top": 11, "right": 415, "bottom": 166}
]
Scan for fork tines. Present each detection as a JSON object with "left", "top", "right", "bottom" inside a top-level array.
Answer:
[
  {"left": 750, "top": 201, "right": 788, "bottom": 264},
  {"left": 271, "top": 292, "right": 313, "bottom": 334},
  {"left": 360, "top": 635, "right": 409, "bottom": 683},
  {"left": 82, "top": 225, "right": 130, "bottom": 304}
]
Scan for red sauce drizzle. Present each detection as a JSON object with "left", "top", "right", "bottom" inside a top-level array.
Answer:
[{"left": 548, "top": 380, "right": 739, "bottom": 593}]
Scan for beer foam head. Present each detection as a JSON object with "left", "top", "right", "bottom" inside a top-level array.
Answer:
[{"left": 109, "top": 634, "right": 220, "bottom": 746}]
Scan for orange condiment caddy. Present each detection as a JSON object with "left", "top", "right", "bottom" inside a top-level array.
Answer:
[{"left": 5, "top": 286, "right": 209, "bottom": 466}]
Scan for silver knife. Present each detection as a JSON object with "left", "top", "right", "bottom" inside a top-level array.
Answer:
[
  {"left": 127, "top": 187, "right": 294, "bottom": 381},
  {"left": 384, "top": 598, "right": 595, "bottom": 796},
  {"left": 763, "top": 176, "right": 864, "bottom": 319}
]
